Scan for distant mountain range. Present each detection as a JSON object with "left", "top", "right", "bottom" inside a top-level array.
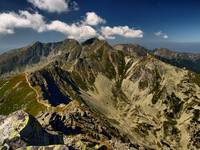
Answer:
[
  {"left": 1, "top": 39, "right": 200, "bottom": 77},
  {"left": 152, "top": 48, "right": 200, "bottom": 73},
  {"left": 0, "top": 38, "right": 200, "bottom": 149}
]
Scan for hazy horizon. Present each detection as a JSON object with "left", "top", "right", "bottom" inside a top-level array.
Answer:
[
  {"left": 1, "top": 37, "right": 200, "bottom": 54},
  {"left": 0, "top": 0, "right": 200, "bottom": 53}
]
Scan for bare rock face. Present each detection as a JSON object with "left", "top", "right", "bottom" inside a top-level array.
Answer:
[
  {"left": 0, "top": 110, "right": 63, "bottom": 149},
  {"left": 0, "top": 102, "right": 134, "bottom": 150},
  {"left": 16, "top": 145, "right": 69, "bottom": 150},
  {"left": 36, "top": 100, "right": 135, "bottom": 149},
  {"left": 0, "top": 111, "right": 29, "bottom": 146}
]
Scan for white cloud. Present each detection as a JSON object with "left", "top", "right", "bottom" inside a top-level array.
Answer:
[
  {"left": 155, "top": 31, "right": 168, "bottom": 39},
  {"left": 0, "top": 11, "right": 46, "bottom": 34},
  {"left": 0, "top": 10, "right": 97, "bottom": 40},
  {"left": 83, "top": 12, "right": 106, "bottom": 26},
  {"left": 155, "top": 31, "right": 162, "bottom": 36},
  {"left": 101, "top": 26, "right": 143, "bottom": 39},
  {"left": 163, "top": 34, "right": 168, "bottom": 39},
  {"left": 46, "top": 20, "right": 97, "bottom": 40},
  {"left": 0, "top": 10, "right": 143, "bottom": 41},
  {"left": 28, "top": 0, "right": 77, "bottom": 13}
]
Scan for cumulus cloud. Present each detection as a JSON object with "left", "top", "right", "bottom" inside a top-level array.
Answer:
[
  {"left": 155, "top": 31, "right": 168, "bottom": 39},
  {"left": 0, "top": 10, "right": 96, "bottom": 40},
  {"left": 0, "top": 10, "right": 46, "bottom": 34},
  {"left": 101, "top": 26, "right": 143, "bottom": 39},
  {"left": 28, "top": 0, "right": 78, "bottom": 13},
  {"left": 0, "top": 9, "right": 144, "bottom": 41},
  {"left": 46, "top": 20, "right": 97, "bottom": 40},
  {"left": 83, "top": 12, "right": 106, "bottom": 26},
  {"left": 163, "top": 34, "right": 168, "bottom": 39}
]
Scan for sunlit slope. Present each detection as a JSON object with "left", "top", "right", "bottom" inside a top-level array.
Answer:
[{"left": 0, "top": 74, "right": 45, "bottom": 116}]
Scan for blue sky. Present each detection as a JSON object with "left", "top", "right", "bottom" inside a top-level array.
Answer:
[{"left": 0, "top": 0, "right": 200, "bottom": 53}]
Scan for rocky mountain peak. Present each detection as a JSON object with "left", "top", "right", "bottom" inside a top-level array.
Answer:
[
  {"left": 153, "top": 48, "right": 178, "bottom": 58},
  {"left": 63, "top": 38, "right": 80, "bottom": 45},
  {"left": 82, "top": 37, "right": 101, "bottom": 46},
  {"left": 32, "top": 41, "right": 42, "bottom": 46},
  {"left": 114, "top": 43, "right": 148, "bottom": 57}
]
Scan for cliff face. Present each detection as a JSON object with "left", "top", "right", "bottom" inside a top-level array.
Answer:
[
  {"left": 0, "top": 111, "right": 63, "bottom": 149},
  {"left": 0, "top": 38, "right": 200, "bottom": 149}
]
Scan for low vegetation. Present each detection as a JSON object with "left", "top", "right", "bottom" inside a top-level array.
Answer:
[{"left": 0, "top": 74, "right": 45, "bottom": 116}]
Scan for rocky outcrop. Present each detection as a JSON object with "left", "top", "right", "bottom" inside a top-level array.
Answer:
[
  {"left": 0, "top": 102, "right": 134, "bottom": 150},
  {"left": 16, "top": 145, "right": 69, "bottom": 150},
  {"left": 0, "top": 111, "right": 63, "bottom": 149},
  {"left": 36, "top": 100, "right": 134, "bottom": 149}
]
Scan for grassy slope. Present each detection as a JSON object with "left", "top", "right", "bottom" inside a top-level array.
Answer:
[{"left": 0, "top": 74, "right": 45, "bottom": 116}]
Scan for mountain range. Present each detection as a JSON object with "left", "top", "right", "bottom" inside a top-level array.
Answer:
[{"left": 0, "top": 38, "right": 200, "bottom": 150}]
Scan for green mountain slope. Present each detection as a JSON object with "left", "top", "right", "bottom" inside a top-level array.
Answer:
[{"left": 0, "top": 74, "right": 45, "bottom": 116}]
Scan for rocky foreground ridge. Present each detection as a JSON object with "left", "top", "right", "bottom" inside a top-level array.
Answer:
[
  {"left": 0, "top": 38, "right": 200, "bottom": 149},
  {"left": 0, "top": 101, "right": 132, "bottom": 150}
]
